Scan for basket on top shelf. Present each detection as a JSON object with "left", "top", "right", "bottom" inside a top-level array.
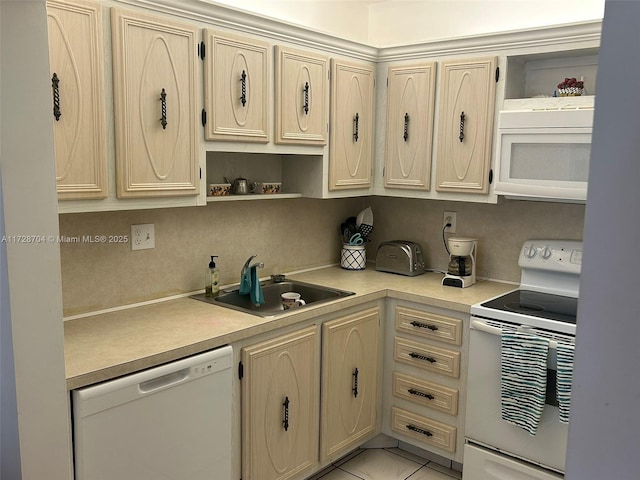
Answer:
[{"left": 557, "top": 77, "right": 584, "bottom": 97}]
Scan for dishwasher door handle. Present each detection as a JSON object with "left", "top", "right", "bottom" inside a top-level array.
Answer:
[{"left": 139, "top": 369, "right": 189, "bottom": 393}]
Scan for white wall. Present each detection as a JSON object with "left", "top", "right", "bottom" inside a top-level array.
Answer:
[
  {"left": 565, "top": 1, "right": 640, "bottom": 478},
  {"left": 369, "top": 0, "right": 605, "bottom": 46},
  {"left": 211, "top": 0, "right": 604, "bottom": 46},
  {"left": 0, "top": 1, "right": 73, "bottom": 478}
]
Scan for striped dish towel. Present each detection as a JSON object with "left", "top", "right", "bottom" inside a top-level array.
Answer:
[
  {"left": 556, "top": 342, "right": 575, "bottom": 424},
  {"left": 501, "top": 330, "right": 550, "bottom": 435}
]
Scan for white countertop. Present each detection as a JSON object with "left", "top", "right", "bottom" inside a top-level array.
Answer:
[{"left": 64, "top": 266, "right": 515, "bottom": 390}]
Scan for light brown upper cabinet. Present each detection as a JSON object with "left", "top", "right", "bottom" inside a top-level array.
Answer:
[
  {"left": 329, "top": 59, "right": 375, "bottom": 190},
  {"left": 435, "top": 57, "right": 497, "bottom": 194},
  {"left": 203, "top": 30, "right": 270, "bottom": 143},
  {"left": 46, "top": 0, "right": 107, "bottom": 200},
  {"left": 274, "top": 46, "right": 328, "bottom": 145},
  {"left": 384, "top": 63, "right": 437, "bottom": 190},
  {"left": 111, "top": 8, "right": 199, "bottom": 198}
]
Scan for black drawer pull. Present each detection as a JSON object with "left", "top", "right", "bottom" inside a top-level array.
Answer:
[
  {"left": 160, "top": 88, "right": 168, "bottom": 129},
  {"left": 240, "top": 70, "right": 247, "bottom": 107},
  {"left": 408, "top": 388, "right": 435, "bottom": 400},
  {"left": 410, "top": 320, "right": 438, "bottom": 331},
  {"left": 52, "top": 73, "right": 61, "bottom": 121},
  {"left": 353, "top": 113, "right": 359, "bottom": 142},
  {"left": 409, "top": 352, "right": 437, "bottom": 363},
  {"left": 459, "top": 111, "right": 465, "bottom": 142},
  {"left": 403, "top": 112, "right": 409, "bottom": 141},
  {"left": 352, "top": 367, "right": 359, "bottom": 398},
  {"left": 406, "top": 424, "right": 433, "bottom": 437},
  {"left": 303, "top": 82, "right": 310, "bottom": 114},
  {"left": 282, "top": 396, "right": 290, "bottom": 431}
]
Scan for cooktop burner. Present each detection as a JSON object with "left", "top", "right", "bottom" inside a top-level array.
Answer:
[{"left": 481, "top": 289, "right": 577, "bottom": 325}]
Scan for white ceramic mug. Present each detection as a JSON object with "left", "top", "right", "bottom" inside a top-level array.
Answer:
[{"left": 281, "top": 292, "right": 306, "bottom": 310}]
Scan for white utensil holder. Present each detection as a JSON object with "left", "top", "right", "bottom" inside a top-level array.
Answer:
[{"left": 341, "top": 245, "right": 366, "bottom": 270}]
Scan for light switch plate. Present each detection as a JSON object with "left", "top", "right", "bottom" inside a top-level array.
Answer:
[{"left": 131, "top": 224, "right": 155, "bottom": 250}]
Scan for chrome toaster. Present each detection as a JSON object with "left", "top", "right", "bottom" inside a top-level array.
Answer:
[{"left": 375, "top": 241, "right": 425, "bottom": 276}]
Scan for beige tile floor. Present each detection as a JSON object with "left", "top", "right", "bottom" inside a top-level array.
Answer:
[{"left": 307, "top": 448, "right": 462, "bottom": 480}]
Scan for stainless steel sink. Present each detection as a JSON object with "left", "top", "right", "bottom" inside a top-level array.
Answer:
[{"left": 190, "top": 279, "right": 355, "bottom": 317}]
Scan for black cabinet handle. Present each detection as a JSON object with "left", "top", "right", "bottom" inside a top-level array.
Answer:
[
  {"left": 408, "top": 388, "right": 435, "bottom": 400},
  {"left": 410, "top": 320, "right": 438, "bottom": 331},
  {"left": 240, "top": 70, "right": 247, "bottom": 107},
  {"left": 409, "top": 352, "right": 437, "bottom": 363},
  {"left": 406, "top": 424, "right": 433, "bottom": 437},
  {"left": 160, "top": 88, "right": 168, "bottom": 129},
  {"left": 352, "top": 367, "right": 359, "bottom": 398},
  {"left": 353, "top": 113, "right": 359, "bottom": 142},
  {"left": 459, "top": 111, "right": 465, "bottom": 142},
  {"left": 52, "top": 73, "right": 61, "bottom": 121},
  {"left": 282, "top": 396, "right": 289, "bottom": 431},
  {"left": 403, "top": 113, "right": 409, "bottom": 141},
  {"left": 303, "top": 82, "right": 310, "bottom": 115}
]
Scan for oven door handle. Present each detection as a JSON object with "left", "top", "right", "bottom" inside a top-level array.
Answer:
[{"left": 470, "top": 319, "right": 559, "bottom": 349}]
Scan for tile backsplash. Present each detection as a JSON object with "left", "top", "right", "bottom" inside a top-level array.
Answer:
[{"left": 59, "top": 196, "right": 585, "bottom": 316}]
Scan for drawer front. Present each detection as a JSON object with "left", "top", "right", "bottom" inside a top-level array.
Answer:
[
  {"left": 391, "top": 406, "right": 456, "bottom": 453},
  {"left": 395, "top": 307, "right": 462, "bottom": 345},
  {"left": 394, "top": 337, "right": 460, "bottom": 378},
  {"left": 392, "top": 372, "right": 458, "bottom": 415}
]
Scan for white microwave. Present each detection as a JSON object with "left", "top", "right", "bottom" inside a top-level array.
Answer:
[{"left": 494, "top": 108, "right": 594, "bottom": 202}]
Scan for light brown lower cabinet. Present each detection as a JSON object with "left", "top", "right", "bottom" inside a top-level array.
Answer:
[
  {"left": 320, "top": 307, "right": 380, "bottom": 461},
  {"left": 241, "top": 325, "right": 319, "bottom": 480}
]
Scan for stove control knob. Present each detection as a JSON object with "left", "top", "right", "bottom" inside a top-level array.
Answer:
[
  {"left": 525, "top": 245, "right": 537, "bottom": 259},
  {"left": 541, "top": 246, "right": 553, "bottom": 260}
]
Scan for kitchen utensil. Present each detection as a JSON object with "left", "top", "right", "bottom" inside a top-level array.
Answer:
[
  {"left": 349, "top": 233, "right": 364, "bottom": 246},
  {"left": 356, "top": 207, "right": 373, "bottom": 228},
  {"left": 359, "top": 223, "right": 373, "bottom": 239}
]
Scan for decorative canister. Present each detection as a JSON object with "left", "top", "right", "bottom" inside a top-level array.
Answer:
[{"left": 341, "top": 244, "right": 366, "bottom": 270}]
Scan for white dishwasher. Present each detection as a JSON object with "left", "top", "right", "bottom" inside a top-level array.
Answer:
[{"left": 72, "top": 345, "right": 233, "bottom": 480}]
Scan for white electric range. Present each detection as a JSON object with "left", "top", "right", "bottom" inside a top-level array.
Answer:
[{"left": 464, "top": 239, "right": 582, "bottom": 479}]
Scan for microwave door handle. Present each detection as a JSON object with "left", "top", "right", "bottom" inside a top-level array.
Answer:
[{"left": 470, "top": 319, "right": 558, "bottom": 349}]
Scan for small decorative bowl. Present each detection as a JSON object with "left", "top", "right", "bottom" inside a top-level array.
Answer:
[
  {"left": 254, "top": 182, "right": 282, "bottom": 194},
  {"left": 208, "top": 183, "right": 231, "bottom": 196},
  {"left": 558, "top": 87, "right": 584, "bottom": 97}
]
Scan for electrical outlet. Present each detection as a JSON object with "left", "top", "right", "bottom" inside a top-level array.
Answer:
[
  {"left": 131, "top": 224, "right": 155, "bottom": 251},
  {"left": 443, "top": 211, "right": 457, "bottom": 234}
]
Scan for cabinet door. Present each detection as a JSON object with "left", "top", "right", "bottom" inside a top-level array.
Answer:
[
  {"left": 435, "top": 57, "right": 497, "bottom": 194},
  {"left": 384, "top": 63, "right": 436, "bottom": 190},
  {"left": 329, "top": 59, "right": 375, "bottom": 190},
  {"left": 275, "top": 46, "right": 328, "bottom": 145},
  {"left": 47, "top": 0, "right": 107, "bottom": 200},
  {"left": 321, "top": 307, "right": 379, "bottom": 461},
  {"left": 241, "top": 326, "right": 319, "bottom": 480},
  {"left": 204, "top": 30, "right": 269, "bottom": 143},
  {"left": 111, "top": 8, "right": 198, "bottom": 198}
]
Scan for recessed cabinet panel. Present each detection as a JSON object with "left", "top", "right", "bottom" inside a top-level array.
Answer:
[
  {"left": 241, "top": 326, "right": 319, "bottom": 480},
  {"left": 321, "top": 307, "right": 379, "bottom": 461},
  {"left": 384, "top": 63, "right": 436, "bottom": 190},
  {"left": 47, "top": 0, "right": 107, "bottom": 200},
  {"left": 111, "top": 8, "right": 199, "bottom": 197},
  {"left": 204, "top": 30, "right": 270, "bottom": 142},
  {"left": 275, "top": 46, "right": 328, "bottom": 145},
  {"left": 329, "top": 59, "right": 375, "bottom": 190},
  {"left": 435, "top": 57, "right": 497, "bottom": 194}
]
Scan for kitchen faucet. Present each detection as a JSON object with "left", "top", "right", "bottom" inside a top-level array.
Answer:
[{"left": 241, "top": 254, "right": 264, "bottom": 281}]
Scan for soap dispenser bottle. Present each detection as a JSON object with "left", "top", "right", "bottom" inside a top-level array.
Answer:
[{"left": 205, "top": 256, "right": 220, "bottom": 297}]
